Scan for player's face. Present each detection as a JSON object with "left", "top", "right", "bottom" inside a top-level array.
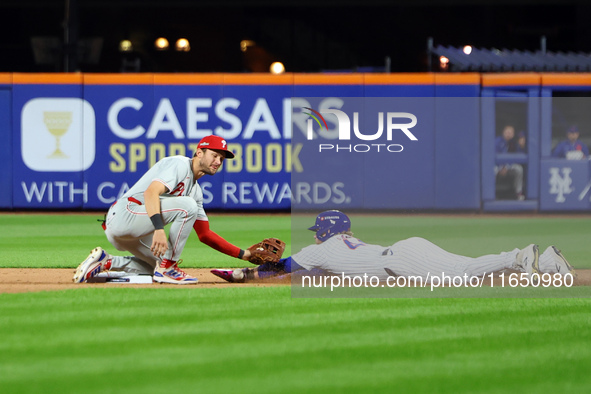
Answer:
[
  {"left": 502, "top": 126, "right": 515, "bottom": 141},
  {"left": 196, "top": 149, "right": 226, "bottom": 175},
  {"left": 567, "top": 131, "right": 579, "bottom": 142}
]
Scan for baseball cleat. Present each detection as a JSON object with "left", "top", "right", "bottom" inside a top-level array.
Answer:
[
  {"left": 73, "top": 247, "right": 113, "bottom": 283},
  {"left": 515, "top": 244, "right": 540, "bottom": 280},
  {"left": 211, "top": 269, "right": 236, "bottom": 282},
  {"left": 543, "top": 246, "right": 577, "bottom": 278},
  {"left": 211, "top": 268, "right": 255, "bottom": 283},
  {"left": 210, "top": 268, "right": 249, "bottom": 283},
  {"left": 153, "top": 260, "right": 198, "bottom": 284}
]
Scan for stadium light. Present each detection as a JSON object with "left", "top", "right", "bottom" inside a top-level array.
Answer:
[
  {"left": 155, "top": 37, "right": 169, "bottom": 50},
  {"left": 270, "top": 62, "right": 285, "bottom": 74},
  {"left": 119, "top": 40, "right": 133, "bottom": 52},
  {"left": 439, "top": 56, "right": 449, "bottom": 70},
  {"left": 175, "top": 38, "right": 190, "bottom": 52},
  {"left": 463, "top": 45, "right": 473, "bottom": 55},
  {"left": 240, "top": 40, "right": 256, "bottom": 52}
]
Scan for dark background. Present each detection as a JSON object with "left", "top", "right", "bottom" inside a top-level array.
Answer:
[{"left": 1, "top": 0, "right": 591, "bottom": 73}]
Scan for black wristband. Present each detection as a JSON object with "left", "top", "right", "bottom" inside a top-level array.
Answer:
[
  {"left": 150, "top": 214, "right": 165, "bottom": 230},
  {"left": 238, "top": 249, "right": 245, "bottom": 259}
]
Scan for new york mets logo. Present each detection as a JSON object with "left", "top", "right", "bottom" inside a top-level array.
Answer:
[{"left": 549, "top": 167, "right": 573, "bottom": 203}]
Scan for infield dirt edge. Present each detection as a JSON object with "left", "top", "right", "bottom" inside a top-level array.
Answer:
[{"left": 0, "top": 268, "right": 589, "bottom": 294}]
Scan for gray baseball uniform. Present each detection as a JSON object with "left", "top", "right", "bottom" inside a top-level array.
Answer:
[
  {"left": 104, "top": 156, "right": 207, "bottom": 274},
  {"left": 292, "top": 234, "right": 521, "bottom": 281}
]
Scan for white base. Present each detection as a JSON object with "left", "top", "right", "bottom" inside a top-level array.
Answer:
[
  {"left": 106, "top": 275, "right": 153, "bottom": 284},
  {"left": 87, "top": 273, "right": 153, "bottom": 284}
]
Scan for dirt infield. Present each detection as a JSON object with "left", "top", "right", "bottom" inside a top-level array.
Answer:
[
  {"left": 0, "top": 268, "right": 291, "bottom": 294},
  {"left": 0, "top": 268, "right": 590, "bottom": 294}
]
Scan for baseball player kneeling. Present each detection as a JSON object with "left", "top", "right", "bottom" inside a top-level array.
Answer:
[{"left": 74, "top": 135, "right": 269, "bottom": 285}]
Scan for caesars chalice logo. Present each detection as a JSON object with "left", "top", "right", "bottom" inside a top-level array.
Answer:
[{"left": 44, "top": 111, "right": 72, "bottom": 159}]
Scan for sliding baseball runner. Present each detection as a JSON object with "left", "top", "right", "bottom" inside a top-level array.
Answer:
[{"left": 212, "top": 210, "right": 576, "bottom": 284}]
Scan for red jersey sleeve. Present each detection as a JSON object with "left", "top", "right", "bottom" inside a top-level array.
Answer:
[{"left": 193, "top": 219, "right": 241, "bottom": 258}]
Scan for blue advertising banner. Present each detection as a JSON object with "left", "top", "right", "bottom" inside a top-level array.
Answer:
[
  {"left": 6, "top": 71, "right": 591, "bottom": 212},
  {"left": 83, "top": 80, "right": 155, "bottom": 208},
  {"left": 12, "top": 81, "right": 86, "bottom": 209},
  {"left": 11, "top": 78, "right": 295, "bottom": 210},
  {"left": 0, "top": 87, "right": 11, "bottom": 208},
  {"left": 10, "top": 89, "right": 483, "bottom": 211},
  {"left": 219, "top": 83, "right": 294, "bottom": 209},
  {"left": 292, "top": 97, "right": 442, "bottom": 210}
]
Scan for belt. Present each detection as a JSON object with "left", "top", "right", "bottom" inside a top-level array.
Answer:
[{"left": 101, "top": 197, "right": 143, "bottom": 230}]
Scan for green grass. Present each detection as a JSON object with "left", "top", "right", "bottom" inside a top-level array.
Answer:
[
  {"left": 0, "top": 287, "right": 590, "bottom": 393},
  {"left": 1, "top": 212, "right": 588, "bottom": 269},
  {"left": 1, "top": 213, "right": 591, "bottom": 393},
  {"left": 293, "top": 213, "right": 591, "bottom": 269},
  {"left": 0, "top": 213, "right": 291, "bottom": 268}
]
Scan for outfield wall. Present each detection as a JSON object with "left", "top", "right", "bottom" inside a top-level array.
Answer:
[{"left": 0, "top": 72, "right": 590, "bottom": 212}]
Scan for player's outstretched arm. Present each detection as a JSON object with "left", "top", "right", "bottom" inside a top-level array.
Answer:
[
  {"left": 193, "top": 219, "right": 248, "bottom": 259},
  {"left": 211, "top": 256, "right": 313, "bottom": 283}
]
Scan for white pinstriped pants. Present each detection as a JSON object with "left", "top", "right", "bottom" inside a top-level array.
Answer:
[
  {"left": 104, "top": 196, "right": 198, "bottom": 274},
  {"left": 383, "top": 237, "right": 517, "bottom": 280}
]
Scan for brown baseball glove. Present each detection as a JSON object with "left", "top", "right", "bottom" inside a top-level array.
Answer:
[{"left": 247, "top": 238, "right": 286, "bottom": 265}]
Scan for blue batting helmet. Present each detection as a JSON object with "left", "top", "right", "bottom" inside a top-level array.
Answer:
[{"left": 308, "top": 210, "right": 351, "bottom": 242}]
